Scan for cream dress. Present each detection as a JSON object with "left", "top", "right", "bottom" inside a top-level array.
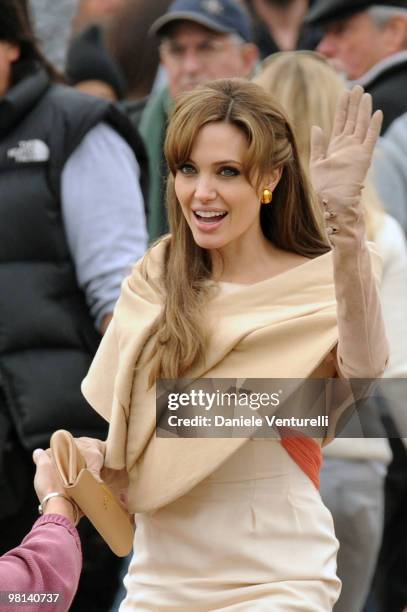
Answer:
[
  {"left": 81, "top": 260, "right": 345, "bottom": 611},
  {"left": 119, "top": 439, "right": 341, "bottom": 611}
]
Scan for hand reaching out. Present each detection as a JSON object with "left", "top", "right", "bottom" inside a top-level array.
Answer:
[
  {"left": 33, "top": 448, "right": 79, "bottom": 523},
  {"left": 33, "top": 448, "right": 66, "bottom": 501}
]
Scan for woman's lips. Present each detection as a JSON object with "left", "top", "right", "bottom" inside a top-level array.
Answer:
[{"left": 192, "top": 211, "right": 228, "bottom": 232}]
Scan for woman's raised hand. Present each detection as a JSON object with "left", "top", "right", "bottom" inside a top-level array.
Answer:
[{"left": 310, "top": 86, "right": 383, "bottom": 238}]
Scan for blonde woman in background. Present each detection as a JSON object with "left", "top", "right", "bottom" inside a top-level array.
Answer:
[{"left": 254, "top": 51, "right": 407, "bottom": 612}]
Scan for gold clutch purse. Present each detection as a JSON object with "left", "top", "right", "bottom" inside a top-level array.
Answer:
[{"left": 50, "top": 429, "right": 134, "bottom": 557}]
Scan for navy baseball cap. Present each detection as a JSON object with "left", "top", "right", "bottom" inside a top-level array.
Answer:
[{"left": 150, "top": 0, "right": 253, "bottom": 43}]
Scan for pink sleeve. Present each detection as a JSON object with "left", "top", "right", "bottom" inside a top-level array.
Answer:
[{"left": 0, "top": 514, "right": 82, "bottom": 611}]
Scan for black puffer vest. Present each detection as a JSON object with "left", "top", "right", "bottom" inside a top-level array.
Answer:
[{"left": 0, "top": 66, "right": 148, "bottom": 451}]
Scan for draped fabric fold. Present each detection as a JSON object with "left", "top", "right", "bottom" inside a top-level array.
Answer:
[{"left": 82, "top": 239, "right": 344, "bottom": 513}]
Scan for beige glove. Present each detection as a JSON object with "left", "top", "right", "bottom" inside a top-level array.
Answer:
[
  {"left": 310, "top": 86, "right": 389, "bottom": 378},
  {"left": 310, "top": 85, "right": 383, "bottom": 215}
]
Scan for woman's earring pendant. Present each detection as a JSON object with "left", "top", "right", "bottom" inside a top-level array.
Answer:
[{"left": 261, "top": 188, "right": 273, "bottom": 205}]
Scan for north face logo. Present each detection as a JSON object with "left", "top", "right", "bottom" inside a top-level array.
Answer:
[{"left": 7, "top": 139, "right": 50, "bottom": 163}]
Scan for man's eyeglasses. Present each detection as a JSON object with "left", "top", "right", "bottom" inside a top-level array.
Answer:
[{"left": 160, "top": 37, "right": 242, "bottom": 63}]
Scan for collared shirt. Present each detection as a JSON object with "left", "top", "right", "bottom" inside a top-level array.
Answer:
[{"left": 350, "top": 50, "right": 407, "bottom": 89}]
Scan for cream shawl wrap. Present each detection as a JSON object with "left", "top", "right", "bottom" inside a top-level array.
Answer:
[{"left": 81, "top": 241, "right": 375, "bottom": 513}]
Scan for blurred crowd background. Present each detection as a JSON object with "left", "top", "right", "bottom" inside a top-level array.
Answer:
[{"left": 1, "top": 1, "right": 407, "bottom": 611}]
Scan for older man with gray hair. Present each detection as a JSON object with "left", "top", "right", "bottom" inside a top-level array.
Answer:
[{"left": 305, "top": 0, "right": 407, "bottom": 131}]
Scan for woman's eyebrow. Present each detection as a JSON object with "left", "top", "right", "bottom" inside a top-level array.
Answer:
[
  {"left": 186, "top": 158, "right": 242, "bottom": 166},
  {"left": 213, "top": 160, "right": 242, "bottom": 165}
]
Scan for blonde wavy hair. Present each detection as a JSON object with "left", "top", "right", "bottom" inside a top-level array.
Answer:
[
  {"left": 253, "top": 51, "right": 384, "bottom": 240},
  {"left": 146, "top": 78, "right": 330, "bottom": 385}
]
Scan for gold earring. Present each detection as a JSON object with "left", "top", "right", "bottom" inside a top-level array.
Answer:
[{"left": 261, "top": 188, "right": 273, "bottom": 204}]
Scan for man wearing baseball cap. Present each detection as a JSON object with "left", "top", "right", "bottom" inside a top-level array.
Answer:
[
  {"left": 305, "top": 1, "right": 407, "bottom": 131},
  {"left": 138, "top": 0, "right": 259, "bottom": 241}
]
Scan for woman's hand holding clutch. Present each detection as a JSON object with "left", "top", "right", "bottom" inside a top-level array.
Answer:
[
  {"left": 74, "top": 437, "right": 129, "bottom": 510},
  {"left": 73, "top": 437, "right": 105, "bottom": 481},
  {"left": 50, "top": 432, "right": 134, "bottom": 556}
]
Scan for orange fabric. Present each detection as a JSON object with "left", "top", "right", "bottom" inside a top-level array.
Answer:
[{"left": 279, "top": 428, "right": 322, "bottom": 490}]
